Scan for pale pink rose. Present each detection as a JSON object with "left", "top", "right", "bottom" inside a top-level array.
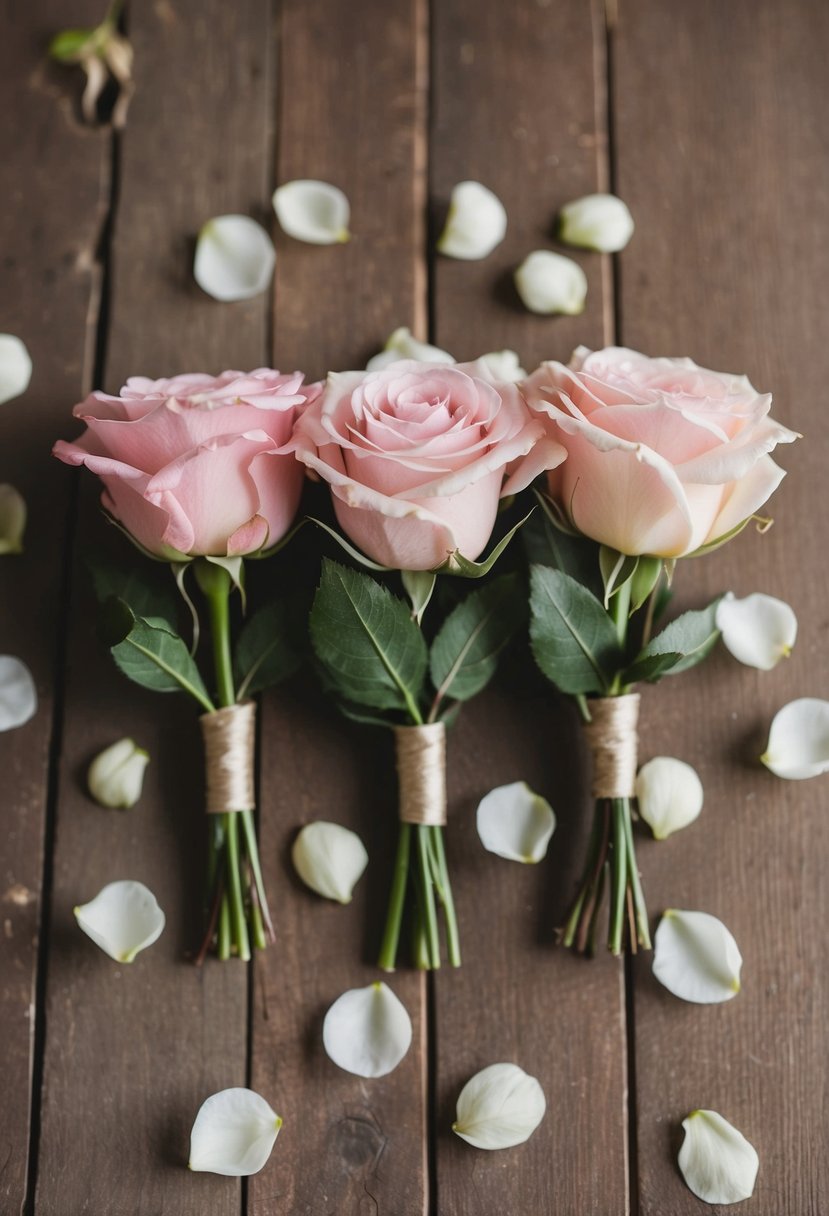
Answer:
[
  {"left": 53, "top": 369, "right": 320, "bottom": 558},
  {"left": 523, "top": 346, "right": 799, "bottom": 558},
  {"left": 290, "top": 359, "right": 565, "bottom": 570}
]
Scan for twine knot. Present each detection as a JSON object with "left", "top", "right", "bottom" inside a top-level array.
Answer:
[
  {"left": 199, "top": 701, "right": 256, "bottom": 814},
  {"left": 394, "top": 722, "right": 447, "bottom": 826},
  {"left": 583, "top": 694, "right": 640, "bottom": 799}
]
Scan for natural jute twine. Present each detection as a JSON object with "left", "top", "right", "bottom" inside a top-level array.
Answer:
[
  {"left": 199, "top": 701, "right": 256, "bottom": 814},
  {"left": 394, "top": 722, "right": 447, "bottom": 827},
  {"left": 582, "top": 693, "right": 640, "bottom": 799}
]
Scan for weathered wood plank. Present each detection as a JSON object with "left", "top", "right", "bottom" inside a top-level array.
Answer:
[
  {"left": 248, "top": 1, "right": 430, "bottom": 1212},
  {"left": 0, "top": 4, "right": 109, "bottom": 1211},
  {"left": 431, "top": 3, "right": 630, "bottom": 1213},
  {"left": 614, "top": 2, "right": 829, "bottom": 1212},
  {"left": 35, "top": 3, "right": 274, "bottom": 1212}
]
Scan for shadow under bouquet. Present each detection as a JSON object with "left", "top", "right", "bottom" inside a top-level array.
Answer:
[
  {"left": 522, "top": 345, "right": 798, "bottom": 954},
  {"left": 291, "top": 358, "right": 564, "bottom": 969}
]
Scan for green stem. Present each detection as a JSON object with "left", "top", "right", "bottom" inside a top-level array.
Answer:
[
  {"left": 217, "top": 893, "right": 231, "bottom": 960},
  {"left": 241, "top": 807, "right": 274, "bottom": 942},
  {"left": 225, "top": 812, "right": 250, "bottom": 961},
  {"left": 609, "top": 798, "right": 628, "bottom": 955},
  {"left": 610, "top": 578, "right": 632, "bottom": 646},
  {"left": 429, "top": 826, "right": 461, "bottom": 967},
  {"left": 415, "top": 825, "right": 440, "bottom": 969},
  {"left": 622, "top": 798, "right": 651, "bottom": 949},
  {"left": 378, "top": 823, "right": 411, "bottom": 971}
]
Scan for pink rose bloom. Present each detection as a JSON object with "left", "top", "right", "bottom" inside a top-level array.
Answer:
[
  {"left": 291, "top": 359, "right": 565, "bottom": 570},
  {"left": 523, "top": 346, "right": 798, "bottom": 558},
  {"left": 53, "top": 369, "right": 320, "bottom": 558}
]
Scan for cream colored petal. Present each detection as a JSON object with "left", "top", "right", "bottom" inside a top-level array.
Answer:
[
  {"left": 323, "top": 981, "right": 412, "bottom": 1077},
  {"left": 716, "top": 591, "right": 797, "bottom": 670},
  {"left": 87, "top": 738, "right": 150, "bottom": 809},
  {"left": 479, "top": 350, "right": 527, "bottom": 382},
  {"left": 476, "top": 781, "right": 555, "bottom": 863},
  {"left": 653, "top": 909, "right": 742, "bottom": 1004},
  {"left": 558, "top": 193, "right": 634, "bottom": 253},
  {"left": 189, "top": 1087, "right": 282, "bottom": 1176},
  {"left": 366, "top": 327, "right": 454, "bottom": 370},
  {"left": 635, "top": 757, "right": 703, "bottom": 840},
  {"left": 0, "top": 655, "right": 37, "bottom": 731},
  {"left": 437, "top": 181, "right": 507, "bottom": 260},
  {"left": 761, "top": 697, "right": 829, "bottom": 779},
  {"left": 273, "top": 179, "right": 351, "bottom": 244},
  {"left": 679, "top": 1109, "right": 759, "bottom": 1205},
  {"left": 453, "top": 1062, "right": 546, "bottom": 1150},
  {"left": 0, "top": 485, "right": 26, "bottom": 554},
  {"left": 514, "top": 250, "right": 587, "bottom": 315},
  {"left": 74, "top": 879, "right": 165, "bottom": 962},
  {"left": 194, "top": 214, "right": 276, "bottom": 301},
  {"left": 0, "top": 334, "right": 32, "bottom": 405},
  {"left": 291, "top": 821, "right": 368, "bottom": 903}
]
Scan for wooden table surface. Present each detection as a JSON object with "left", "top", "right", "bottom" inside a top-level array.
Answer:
[{"left": 2, "top": 1, "right": 827, "bottom": 1213}]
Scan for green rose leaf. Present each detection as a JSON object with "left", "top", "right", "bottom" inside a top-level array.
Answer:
[
  {"left": 529, "top": 566, "right": 624, "bottom": 695},
  {"left": 234, "top": 600, "right": 302, "bottom": 698},
  {"left": 523, "top": 500, "right": 603, "bottom": 600},
  {"left": 88, "top": 554, "right": 179, "bottom": 627},
  {"left": 430, "top": 573, "right": 526, "bottom": 704},
  {"left": 310, "top": 559, "right": 427, "bottom": 717},
  {"left": 624, "top": 599, "right": 722, "bottom": 684},
  {"left": 599, "top": 546, "right": 639, "bottom": 609},
  {"left": 101, "top": 597, "right": 213, "bottom": 710}
]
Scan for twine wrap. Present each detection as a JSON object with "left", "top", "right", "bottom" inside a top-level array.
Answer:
[
  {"left": 199, "top": 701, "right": 256, "bottom": 814},
  {"left": 583, "top": 693, "right": 640, "bottom": 799},
  {"left": 394, "top": 722, "right": 447, "bottom": 826}
]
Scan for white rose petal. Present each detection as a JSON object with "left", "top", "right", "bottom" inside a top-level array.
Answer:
[
  {"left": 514, "top": 250, "right": 587, "bottom": 315},
  {"left": 87, "top": 738, "right": 150, "bottom": 809},
  {"left": 323, "top": 981, "right": 412, "bottom": 1078},
  {"left": 453, "top": 1062, "right": 546, "bottom": 1150},
  {"left": 273, "top": 179, "right": 351, "bottom": 245},
  {"left": 366, "top": 327, "right": 454, "bottom": 371},
  {"left": 437, "top": 181, "right": 507, "bottom": 260},
  {"left": 479, "top": 350, "right": 526, "bottom": 382},
  {"left": 0, "top": 655, "right": 37, "bottom": 731},
  {"left": 194, "top": 214, "right": 276, "bottom": 302},
  {"left": 189, "top": 1087, "right": 282, "bottom": 1177},
  {"left": 653, "top": 909, "right": 742, "bottom": 1004},
  {"left": 291, "top": 820, "right": 368, "bottom": 903},
  {"left": 761, "top": 697, "right": 829, "bottom": 780},
  {"left": 716, "top": 591, "right": 798, "bottom": 670},
  {"left": 0, "top": 485, "right": 26, "bottom": 554},
  {"left": 74, "top": 879, "right": 165, "bottom": 962},
  {"left": 635, "top": 757, "right": 703, "bottom": 840},
  {"left": 476, "top": 781, "right": 555, "bottom": 863},
  {"left": 558, "top": 193, "right": 635, "bottom": 253},
  {"left": 679, "top": 1109, "right": 759, "bottom": 1205},
  {"left": 0, "top": 334, "right": 33, "bottom": 405}
]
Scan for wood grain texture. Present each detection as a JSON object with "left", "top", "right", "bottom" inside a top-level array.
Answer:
[
  {"left": 613, "top": 2, "right": 829, "bottom": 1212},
  {"left": 34, "top": 3, "right": 274, "bottom": 1212},
  {"left": 248, "top": 2, "right": 430, "bottom": 1211},
  {"left": 0, "top": 3, "right": 109, "bottom": 1210},
  {"left": 430, "top": 3, "right": 630, "bottom": 1213}
]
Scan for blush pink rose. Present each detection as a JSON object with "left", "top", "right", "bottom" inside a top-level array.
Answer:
[
  {"left": 290, "top": 359, "right": 565, "bottom": 570},
  {"left": 523, "top": 346, "right": 799, "bottom": 558},
  {"left": 53, "top": 369, "right": 320, "bottom": 558}
]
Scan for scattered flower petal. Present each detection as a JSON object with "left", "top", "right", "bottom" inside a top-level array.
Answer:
[
  {"left": 479, "top": 349, "right": 526, "bottom": 382},
  {"left": 716, "top": 591, "right": 797, "bottom": 670},
  {"left": 366, "top": 327, "right": 454, "bottom": 371},
  {"left": 0, "top": 655, "right": 37, "bottom": 731},
  {"left": 635, "top": 757, "right": 703, "bottom": 840},
  {"left": 292, "top": 820, "right": 368, "bottom": 903},
  {"left": 323, "top": 981, "right": 412, "bottom": 1077},
  {"left": 273, "top": 179, "right": 351, "bottom": 245},
  {"left": 88, "top": 738, "right": 150, "bottom": 809},
  {"left": 514, "top": 250, "right": 587, "bottom": 315},
  {"left": 189, "top": 1087, "right": 282, "bottom": 1176},
  {"left": 74, "top": 879, "right": 165, "bottom": 962},
  {"left": 0, "top": 485, "right": 26, "bottom": 554},
  {"left": 558, "top": 193, "right": 634, "bottom": 253},
  {"left": 453, "top": 1062, "right": 546, "bottom": 1150},
  {"left": 653, "top": 909, "right": 742, "bottom": 1004},
  {"left": 476, "top": 781, "right": 555, "bottom": 863},
  {"left": 437, "top": 181, "right": 507, "bottom": 260},
  {"left": 194, "top": 215, "right": 276, "bottom": 302},
  {"left": 0, "top": 334, "right": 32, "bottom": 405},
  {"left": 761, "top": 698, "right": 829, "bottom": 779},
  {"left": 679, "top": 1109, "right": 759, "bottom": 1205}
]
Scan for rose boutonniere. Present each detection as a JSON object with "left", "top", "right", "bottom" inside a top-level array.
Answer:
[{"left": 54, "top": 368, "right": 320, "bottom": 960}]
